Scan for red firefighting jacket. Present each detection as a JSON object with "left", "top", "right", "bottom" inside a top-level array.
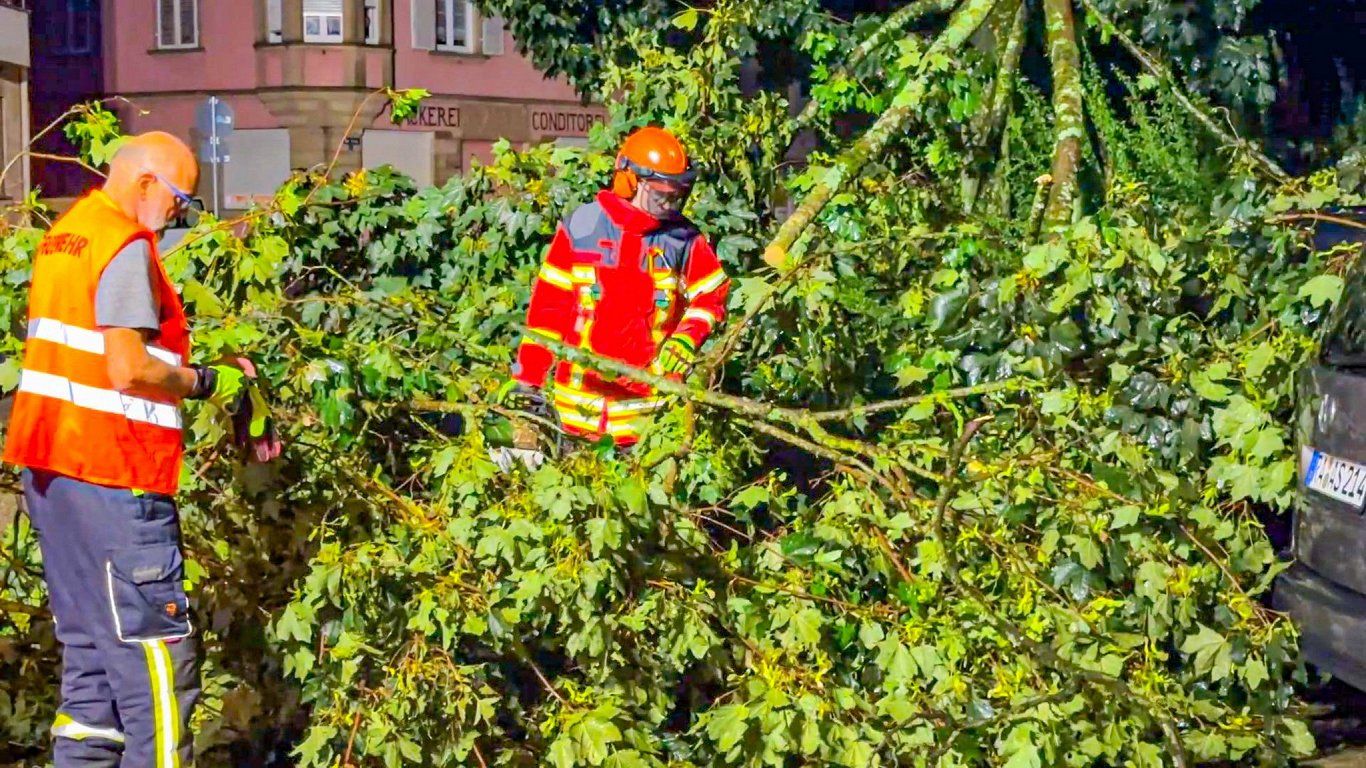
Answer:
[{"left": 513, "top": 190, "right": 730, "bottom": 445}]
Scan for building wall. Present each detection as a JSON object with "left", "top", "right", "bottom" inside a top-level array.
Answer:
[
  {"left": 98, "top": 0, "right": 606, "bottom": 209},
  {"left": 0, "top": 2, "right": 31, "bottom": 203}
]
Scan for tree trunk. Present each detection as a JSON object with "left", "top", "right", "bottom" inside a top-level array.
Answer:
[
  {"left": 1042, "top": 0, "right": 1084, "bottom": 232},
  {"left": 765, "top": 0, "right": 1001, "bottom": 270}
]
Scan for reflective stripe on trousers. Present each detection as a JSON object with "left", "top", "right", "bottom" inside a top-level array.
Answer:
[
  {"left": 24, "top": 470, "right": 199, "bottom": 768},
  {"left": 51, "top": 713, "right": 125, "bottom": 744}
]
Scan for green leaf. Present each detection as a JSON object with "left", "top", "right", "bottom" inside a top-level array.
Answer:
[
  {"left": 791, "top": 607, "right": 823, "bottom": 647},
  {"left": 707, "top": 705, "right": 749, "bottom": 752},
  {"left": 673, "top": 8, "right": 700, "bottom": 30},
  {"left": 1242, "top": 343, "right": 1276, "bottom": 382},
  {"left": 1190, "top": 366, "right": 1232, "bottom": 402},
  {"left": 1180, "top": 624, "right": 1229, "bottom": 678},
  {"left": 1243, "top": 656, "right": 1268, "bottom": 689},
  {"left": 1297, "top": 274, "right": 1344, "bottom": 308},
  {"left": 0, "top": 356, "right": 20, "bottom": 393},
  {"left": 294, "top": 724, "right": 337, "bottom": 767},
  {"left": 1283, "top": 718, "right": 1317, "bottom": 757}
]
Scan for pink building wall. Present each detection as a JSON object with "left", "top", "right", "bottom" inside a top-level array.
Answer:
[
  {"left": 98, "top": 0, "right": 604, "bottom": 197},
  {"left": 105, "top": 0, "right": 581, "bottom": 101},
  {"left": 390, "top": 2, "right": 575, "bottom": 103}
]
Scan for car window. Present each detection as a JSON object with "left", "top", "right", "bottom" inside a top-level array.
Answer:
[{"left": 1324, "top": 241, "right": 1366, "bottom": 368}]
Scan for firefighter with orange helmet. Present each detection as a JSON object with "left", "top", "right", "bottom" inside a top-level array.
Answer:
[{"left": 495, "top": 126, "right": 730, "bottom": 464}]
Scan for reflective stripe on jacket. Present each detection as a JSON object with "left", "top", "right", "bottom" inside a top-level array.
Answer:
[{"left": 3, "top": 191, "right": 191, "bottom": 494}]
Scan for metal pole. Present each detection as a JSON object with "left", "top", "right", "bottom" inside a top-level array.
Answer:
[{"left": 210, "top": 97, "right": 221, "bottom": 217}]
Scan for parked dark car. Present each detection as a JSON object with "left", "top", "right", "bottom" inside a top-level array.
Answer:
[{"left": 1274, "top": 209, "right": 1366, "bottom": 691}]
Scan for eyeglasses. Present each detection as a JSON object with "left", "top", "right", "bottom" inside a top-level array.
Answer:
[{"left": 143, "top": 167, "right": 194, "bottom": 213}]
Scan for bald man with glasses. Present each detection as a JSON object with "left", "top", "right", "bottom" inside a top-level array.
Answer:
[{"left": 3, "top": 131, "right": 278, "bottom": 767}]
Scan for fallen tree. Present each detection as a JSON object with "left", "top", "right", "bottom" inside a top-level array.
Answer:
[{"left": 0, "top": 0, "right": 1359, "bottom": 765}]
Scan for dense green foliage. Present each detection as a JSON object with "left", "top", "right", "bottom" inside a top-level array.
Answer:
[
  {"left": 2, "top": 1, "right": 1362, "bottom": 766},
  {"left": 485, "top": 0, "right": 1278, "bottom": 126}
]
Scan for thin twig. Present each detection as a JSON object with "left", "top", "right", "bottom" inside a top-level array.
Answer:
[
  {"left": 1272, "top": 212, "right": 1366, "bottom": 231},
  {"left": 341, "top": 710, "right": 362, "bottom": 767},
  {"left": 810, "top": 379, "right": 1024, "bottom": 421}
]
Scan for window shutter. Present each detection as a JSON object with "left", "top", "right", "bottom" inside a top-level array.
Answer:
[
  {"left": 303, "top": 0, "right": 343, "bottom": 12},
  {"left": 364, "top": 0, "right": 379, "bottom": 44},
  {"left": 481, "top": 15, "right": 505, "bottom": 56},
  {"left": 411, "top": 0, "right": 436, "bottom": 50},
  {"left": 267, "top": 0, "right": 283, "bottom": 42}
]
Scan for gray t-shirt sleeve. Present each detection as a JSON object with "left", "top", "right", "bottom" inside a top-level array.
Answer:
[{"left": 94, "top": 239, "right": 162, "bottom": 332}]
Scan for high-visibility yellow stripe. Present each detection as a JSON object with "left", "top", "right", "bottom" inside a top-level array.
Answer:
[
  {"left": 158, "top": 641, "right": 180, "bottom": 768},
  {"left": 142, "top": 640, "right": 179, "bottom": 768},
  {"left": 537, "top": 264, "right": 574, "bottom": 290},
  {"left": 553, "top": 388, "right": 607, "bottom": 408},
  {"left": 682, "top": 307, "right": 718, "bottom": 327},
  {"left": 606, "top": 399, "right": 668, "bottom": 417},
  {"left": 604, "top": 420, "right": 642, "bottom": 437},
  {"left": 685, "top": 269, "right": 727, "bottom": 299},
  {"left": 557, "top": 410, "right": 601, "bottom": 432},
  {"left": 142, "top": 642, "right": 166, "bottom": 767},
  {"left": 571, "top": 265, "right": 596, "bottom": 282},
  {"left": 526, "top": 327, "right": 563, "bottom": 343}
]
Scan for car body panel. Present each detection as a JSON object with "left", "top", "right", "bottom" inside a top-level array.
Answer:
[{"left": 1278, "top": 210, "right": 1366, "bottom": 690}]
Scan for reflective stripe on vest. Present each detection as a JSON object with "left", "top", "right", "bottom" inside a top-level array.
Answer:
[
  {"left": 18, "top": 369, "right": 182, "bottom": 429},
  {"left": 28, "top": 317, "right": 183, "bottom": 366}
]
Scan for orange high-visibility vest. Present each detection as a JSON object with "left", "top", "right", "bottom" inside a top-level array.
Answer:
[{"left": 2, "top": 190, "right": 191, "bottom": 495}]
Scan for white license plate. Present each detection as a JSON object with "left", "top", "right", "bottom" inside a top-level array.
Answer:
[{"left": 1304, "top": 448, "right": 1366, "bottom": 509}]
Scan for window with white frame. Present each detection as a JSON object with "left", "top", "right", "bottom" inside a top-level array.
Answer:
[
  {"left": 157, "top": 0, "right": 198, "bottom": 49},
  {"left": 303, "top": 0, "right": 344, "bottom": 43},
  {"left": 412, "top": 0, "right": 503, "bottom": 55},
  {"left": 435, "top": 0, "right": 474, "bottom": 53}
]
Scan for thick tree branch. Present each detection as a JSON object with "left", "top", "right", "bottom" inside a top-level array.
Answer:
[
  {"left": 1042, "top": 0, "right": 1085, "bottom": 232},
  {"left": 763, "top": 0, "right": 1001, "bottom": 270},
  {"left": 1076, "top": 0, "right": 1290, "bottom": 184}
]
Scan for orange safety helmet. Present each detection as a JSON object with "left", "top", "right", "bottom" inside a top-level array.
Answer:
[{"left": 611, "top": 127, "right": 696, "bottom": 199}]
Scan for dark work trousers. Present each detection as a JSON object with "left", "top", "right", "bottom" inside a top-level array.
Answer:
[{"left": 23, "top": 469, "right": 199, "bottom": 768}]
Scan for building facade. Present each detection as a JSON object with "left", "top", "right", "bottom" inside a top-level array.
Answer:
[
  {"left": 1, "top": 0, "right": 33, "bottom": 205},
  {"left": 30, "top": 0, "right": 606, "bottom": 208}
]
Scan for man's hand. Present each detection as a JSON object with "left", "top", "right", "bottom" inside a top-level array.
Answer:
[
  {"left": 187, "top": 359, "right": 252, "bottom": 406},
  {"left": 189, "top": 358, "right": 282, "bottom": 463},
  {"left": 654, "top": 336, "right": 696, "bottom": 379},
  {"left": 494, "top": 379, "right": 549, "bottom": 414}
]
